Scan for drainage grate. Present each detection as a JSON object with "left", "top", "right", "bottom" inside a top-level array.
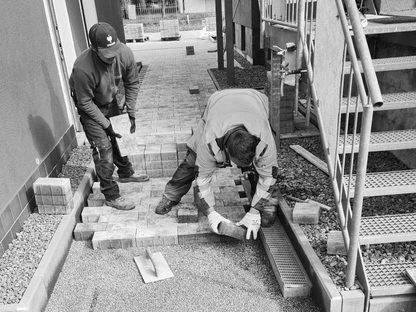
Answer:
[{"left": 260, "top": 219, "right": 312, "bottom": 297}]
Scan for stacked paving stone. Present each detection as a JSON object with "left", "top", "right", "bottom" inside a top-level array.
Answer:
[
  {"left": 73, "top": 166, "right": 248, "bottom": 250},
  {"left": 34, "top": 177, "right": 73, "bottom": 214}
]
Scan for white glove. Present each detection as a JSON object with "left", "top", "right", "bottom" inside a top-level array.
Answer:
[
  {"left": 207, "top": 211, "right": 230, "bottom": 234},
  {"left": 236, "top": 212, "right": 261, "bottom": 240}
]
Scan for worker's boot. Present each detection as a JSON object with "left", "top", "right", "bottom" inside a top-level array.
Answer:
[
  {"left": 105, "top": 196, "right": 135, "bottom": 210},
  {"left": 155, "top": 196, "right": 179, "bottom": 215},
  {"left": 118, "top": 173, "right": 149, "bottom": 183}
]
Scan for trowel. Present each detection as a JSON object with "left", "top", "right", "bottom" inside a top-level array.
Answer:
[{"left": 134, "top": 247, "right": 174, "bottom": 283}]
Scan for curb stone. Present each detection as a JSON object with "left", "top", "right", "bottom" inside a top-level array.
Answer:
[{"left": 0, "top": 161, "right": 96, "bottom": 312}]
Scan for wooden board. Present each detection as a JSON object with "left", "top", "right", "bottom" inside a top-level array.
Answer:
[{"left": 290, "top": 145, "right": 328, "bottom": 175}]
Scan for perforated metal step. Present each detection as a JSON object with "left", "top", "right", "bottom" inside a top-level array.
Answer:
[
  {"left": 345, "top": 170, "right": 416, "bottom": 198},
  {"left": 338, "top": 129, "right": 416, "bottom": 153},
  {"left": 344, "top": 55, "right": 416, "bottom": 73},
  {"left": 341, "top": 92, "right": 416, "bottom": 113},
  {"left": 359, "top": 213, "right": 416, "bottom": 245},
  {"left": 366, "top": 262, "right": 416, "bottom": 297}
]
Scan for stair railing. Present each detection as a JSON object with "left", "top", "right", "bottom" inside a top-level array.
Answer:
[{"left": 261, "top": 0, "right": 384, "bottom": 296}]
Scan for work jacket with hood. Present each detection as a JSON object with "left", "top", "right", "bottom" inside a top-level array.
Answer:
[
  {"left": 69, "top": 43, "right": 139, "bottom": 129},
  {"left": 188, "top": 88, "right": 278, "bottom": 211}
]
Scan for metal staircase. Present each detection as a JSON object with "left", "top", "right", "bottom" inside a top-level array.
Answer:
[{"left": 262, "top": 0, "right": 416, "bottom": 311}]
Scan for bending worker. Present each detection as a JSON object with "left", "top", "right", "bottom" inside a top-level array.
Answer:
[
  {"left": 155, "top": 88, "right": 279, "bottom": 239},
  {"left": 69, "top": 22, "right": 149, "bottom": 211}
]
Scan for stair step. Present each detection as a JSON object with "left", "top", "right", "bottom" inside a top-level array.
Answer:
[
  {"left": 364, "top": 16, "right": 416, "bottom": 35},
  {"left": 359, "top": 213, "right": 416, "bottom": 245},
  {"left": 338, "top": 129, "right": 416, "bottom": 153},
  {"left": 366, "top": 262, "right": 416, "bottom": 297},
  {"left": 344, "top": 55, "right": 416, "bottom": 73},
  {"left": 341, "top": 92, "right": 416, "bottom": 113},
  {"left": 345, "top": 170, "right": 416, "bottom": 198}
]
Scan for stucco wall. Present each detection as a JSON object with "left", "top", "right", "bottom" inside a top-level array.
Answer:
[{"left": 0, "top": 0, "right": 74, "bottom": 253}]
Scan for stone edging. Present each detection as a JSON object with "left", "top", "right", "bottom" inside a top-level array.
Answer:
[
  {"left": 0, "top": 161, "right": 96, "bottom": 312},
  {"left": 276, "top": 190, "right": 365, "bottom": 312}
]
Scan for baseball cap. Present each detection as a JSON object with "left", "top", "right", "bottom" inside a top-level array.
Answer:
[{"left": 89, "top": 22, "right": 123, "bottom": 58}]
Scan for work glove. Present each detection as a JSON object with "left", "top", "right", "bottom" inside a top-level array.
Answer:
[
  {"left": 207, "top": 211, "right": 231, "bottom": 234},
  {"left": 236, "top": 212, "right": 261, "bottom": 240},
  {"left": 129, "top": 115, "right": 136, "bottom": 134},
  {"left": 105, "top": 124, "right": 122, "bottom": 138}
]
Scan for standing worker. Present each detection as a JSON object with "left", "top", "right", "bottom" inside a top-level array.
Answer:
[
  {"left": 155, "top": 88, "right": 279, "bottom": 239},
  {"left": 69, "top": 22, "right": 149, "bottom": 211}
]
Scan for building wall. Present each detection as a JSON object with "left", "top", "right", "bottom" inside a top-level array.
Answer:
[{"left": 0, "top": 0, "right": 76, "bottom": 256}]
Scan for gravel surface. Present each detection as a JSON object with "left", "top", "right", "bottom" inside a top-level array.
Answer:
[
  {"left": 45, "top": 240, "right": 319, "bottom": 312},
  {"left": 0, "top": 146, "right": 91, "bottom": 305}
]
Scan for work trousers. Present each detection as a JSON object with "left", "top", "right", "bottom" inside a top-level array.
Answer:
[
  {"left": 79, "top": 99, "right": 134, "bottom": 201},
  {"left": 164, "top": 148, "right": 258, "bottom": 208}
]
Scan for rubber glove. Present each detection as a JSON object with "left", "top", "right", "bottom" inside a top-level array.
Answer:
[
  {"left": 207, "top": 211, "right": 230, "bottom": 234},
  {"left": 105, "top": 124, "right": 122, "bottom": 138},
  {"left": 129, "top": 116, "right": 136, "bottom": 134},
  {"left": 236, "top": 212, "right": 261, "bottom": 240}
]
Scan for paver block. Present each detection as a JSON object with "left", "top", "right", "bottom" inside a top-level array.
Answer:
[
  {"left": 161, "top": 143, "right": 177, "bottom": 160},
  {"left": 177, "top": 223, "right": 220, "bottom": 244},
  {"left": 186, "top": 46, "right": 195, "bottom": 55},
  {"left": 33, "top": 177, "right": 71, "bottom": 195},
  {"left": 73, "top": 222, "right": 107, "bottom": 241},
  {"left": 189, "top": 86, "right": 199, "bottom": 94},
  {"left": 106, "top": 210, "right": 139, "bottom": 222},
  {"left": 177, "top": 203, "right": 199, "bottom": 223},
  {"left": 144, "top": 144, "right": 161, "bottom": 161},
  {"left": 327, "top": 230, "right": 347, "bottom": 255},
  {"left": 82, "top": 206, "right": 112, "bottom": 223},
  {"left": 92, "top": 228, "right": 136, "bottom": 250},
  {"left": 92, "top": 182, "right": 101, "bottom": 194},
  {"left": 146, "top": 160, "right": 162, "bottom": 170},
  {"left": 87, "top": 193, "right": 105, "bottom": 207},
  {"left": 147, "top": 169, "right": 163, "bottom": 178},
  {"left": 135, "top": 226, "right": 178, "bottom": 247},
  {"left": 292, "top": 202, "right": 320, "bottom": 224}
]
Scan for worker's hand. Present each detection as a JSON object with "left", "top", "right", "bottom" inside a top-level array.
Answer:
[
  {"left": 207, "top": 211, "right": 230, "bottom": 234},
  {"left": 129, "top": 115, "right": 136, "bottom": 134},
  {"left": 236, "top": 212, "right": 261, "bottom": 240},
  {"left": 105, "top": 124, "right": 122, "bottom": 138}
]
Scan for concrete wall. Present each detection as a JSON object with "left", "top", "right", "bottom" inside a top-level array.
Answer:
[{"left": 0, "top": 0, "right": 76, "bottom": 256}]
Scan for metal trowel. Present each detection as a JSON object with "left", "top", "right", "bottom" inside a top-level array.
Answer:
[{"left": 134, "top": 247, "right": 174, "bottom": 283}]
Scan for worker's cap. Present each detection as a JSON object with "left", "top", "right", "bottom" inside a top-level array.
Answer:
[{"left": 89, "top": 22, "right": 123, "bottom": 58}]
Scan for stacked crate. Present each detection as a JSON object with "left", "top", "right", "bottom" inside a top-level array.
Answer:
[
  {"left": 124, "top": 23, "right": 147, "bottom": 42},
  {"left": 205, "top": 17, "right": 217, "bottom": 32},
  {"left": 160, "top": 19, "right": 180, "bottom": 40},
  {"left": 34, "top": 177, "right": 73, "bottom": 214}
]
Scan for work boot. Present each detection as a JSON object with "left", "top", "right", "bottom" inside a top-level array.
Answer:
[
  {"left": 155, "top": 197, "right": 179, "bottom": 215},
  {"left": 105, "top": 196, "right": 135, "bottom": 210},
  {"left": 118, "top": 173, "right": 149, "bottom": 183}
]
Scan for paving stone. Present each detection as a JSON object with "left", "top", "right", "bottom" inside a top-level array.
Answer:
[
  {"left": 82, "top": 206, "right": 112, "bottom": 223},
  {"left": 92, "top": 182, "right": 101, "bottom": 194},
  {"left": 106, "top": 210, "right": 140, "bottom": 223},
  {"left": 92, "top": 228, "right": 136, "bottom": 250},
  {"left": 135, "top": 226, "right": 178, "bottom": 246},
  {"left": 177, "top": 223, "right": 220, "bottom": 244},
  {"left": 87, "top": 193, "right": 105, "bottom": 207},
  {"left": 73, "top": 222, "right": 107, "bottom": 241},
  {"left": 327, "top": 230, "right": 347, "bottom": 255},
  {"left": 292, "top": 202, "right": 320, "bottom": 224},
  {"left": 177, "top": 203, "right": 198, "bottom": 223},
  {"left": 189, "top": 86, "right": 199, "bottom": 94}
]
